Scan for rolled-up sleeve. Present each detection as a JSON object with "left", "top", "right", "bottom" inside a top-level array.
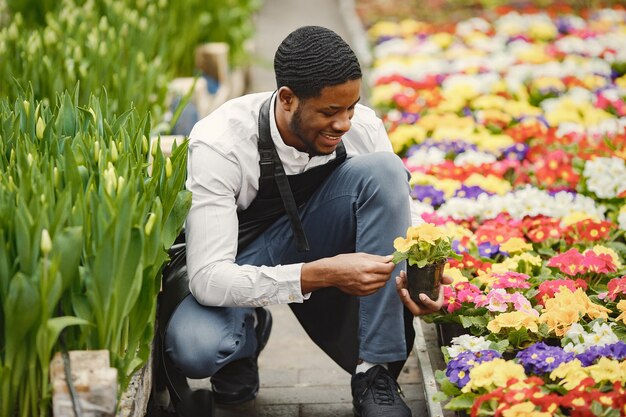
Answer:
[{"left": 185, "top": 140, "right": 308, "bottom": 307}]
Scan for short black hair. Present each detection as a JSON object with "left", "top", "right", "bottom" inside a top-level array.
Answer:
[{"left": 274, "top": 26, "right": 362, "bottom": 100}]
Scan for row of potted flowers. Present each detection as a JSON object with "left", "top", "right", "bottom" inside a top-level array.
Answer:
[{"left": 369, "top": 5, "right": 626, "bottom": 416}]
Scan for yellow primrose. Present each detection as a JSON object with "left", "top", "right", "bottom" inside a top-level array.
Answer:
[
  {"left": 442, "top": 222, "right": 473, "bottom": 241},
  {"left": 587, "top": 357, "right": 624, "bottom": 384},
  {"left": 431, "top": 125, "right": 476, "bottom": 142},
  {"left": 616, "top": 300, "right": 626, "bottom": 325},
  {"left": 516, "top": 44, "right": 551, "bottom": 64},
  {"left": 444, "top": 266, "right": 468, "bottom": 285},
  {"left": 502, "top": 100, "right": 542, "bottom": 118},
  {"left": 583, "top": 107, "right": 615, "bottom": 126},
  {"left": 393, "top": 237, "right": 414, "bottom": 253},
  {"left": 589, "top": 245, "right": 621, "bottom": 268},
  {"left": 617, "top": 74, "right": 626, "bottom": 89},
  {"left": 500, "top": 237, "right": 533, "bottom": 254},
  {"left": 561, "top": 211, "right": 601, "bottom": 226},
  {"left": 469, "top": 129, "right": 515, "bottom": 152},
  {"left": 487, "top": 311, "right": 539, "bottom": 334},
  {"left": 502, "top": 402, "right": 552, "bottom": 417},
  {"left": 462, "top": 358, "right": 526, "bottom": 393},
  {"left": 463, "top": 173, "right": 512, "bottom": 195},
  {"left": 430, "top": 32, "right": 454, "bottom": 49},
  {"left": 489, "top": 262, "right": 514, "bottom": 275},
  {"left": 442, "top": 83, "right": 481, "bottom": 102},
  {"left": 528, "top": 21, "right": 557, "bottom": 41},
  {"left": 550, "top": 360, "right": 588, "bottom": 390},
  {"left": 489, "top": 80, "right": 508, "bottom": 95},
  {"left": 418, "top": 114, "right": 475, "bottom": 133},
  {"left": 388, "top": 124, "right": 427, "bottom": 154},
  {"left": 368, "top": 21, "right": 401, "bottom": 40},
  {"left": 435, "top": 97, "right": 468, "bottom": 114},
  {"left": 582, "top": 74, "right": 609, "bottom": 91},
  {"left": 399, "top": 19, "right": 426, "bottom": 37},
  {"left": 370, "top": 83, "right": 404, "bottom": 107},
  {"left": 478, "top": 109, "right": 513, "bottom": 126},
  {"left": 540, "top": 288, "right": 611, "bottom": 336},
  {"left": 531, "top": 76, "right": 566, "bottom": 94},
  {"left": 406, "top": 223, "right": 447, "bottom": 244},
  {"left": 472, "top": 94, "right": 507, "bottom": 110}
]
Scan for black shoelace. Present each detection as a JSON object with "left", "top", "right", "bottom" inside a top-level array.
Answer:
[{"left": 362, "top": 367, "right": 402, "bottom": 406}]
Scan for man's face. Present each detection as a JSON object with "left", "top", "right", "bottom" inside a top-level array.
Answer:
[{"left": 286, "top": 79, "right": 361, "bottom": 156}]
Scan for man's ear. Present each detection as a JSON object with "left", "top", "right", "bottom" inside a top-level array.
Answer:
[{"left": 277, "top": 87, "right": 297, "bottom": 112}]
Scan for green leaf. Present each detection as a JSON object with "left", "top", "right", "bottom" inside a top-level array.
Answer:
[
  {"left": 445, "top": 393, "right": 476, "bottom": 410},
  {"left": 3, "top": 273, "right": 41, "bottom": 362},
  {"left": 44, "top": 316, "right": 90, "bottom": 354},
  {"left": 51, "top": 226, "right": 83, "bottom": 291},
  {"left": 55, "top": 93, "right": 76, "bottom": 136},
  {"left": 162, "top": 190, "right": 192, "bottom": 249}
]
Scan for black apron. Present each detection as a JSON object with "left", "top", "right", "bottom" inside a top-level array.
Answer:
[{"left": 160, "top": 96, "right": 414, "bottom": 377}]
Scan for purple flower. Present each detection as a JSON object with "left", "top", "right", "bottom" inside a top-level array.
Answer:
[
  {"left": 411, "top": 185, "right": 445, "bottom": 206},
  {"left": 515, "top": 342, "right": 574, "bottom": 374},
  {"left": 446, "top": 350, "right": 502, "bottom": 388},
  {"left": 501, "top": 143, "right": 529, "bottom": 161},
  {"left": 454, "top": 185, "right": 490, "bottom": 199},
  {"left": 478, "top": 242, "right": 500, "bottom": 258},
  {"left": 576, "top": 341, "right": 626, "bottom": 366}
]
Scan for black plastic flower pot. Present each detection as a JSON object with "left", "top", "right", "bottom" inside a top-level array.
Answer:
[{"left": 406, "top": 260, "right": 445, "bottom": 305}]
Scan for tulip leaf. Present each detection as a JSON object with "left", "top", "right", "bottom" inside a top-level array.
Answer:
[
  {"left": 55, "top": 93, "right": 76, "bottom": 136},
  {"left": 3, "top": 273, "right": 41, "bottom": 362},
  {"left": 162, "top": 190, "right": 192, "bottom": 249}
]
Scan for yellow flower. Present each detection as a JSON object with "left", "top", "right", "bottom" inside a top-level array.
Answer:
[
  {"left": 393, "top": 237, "right": 414, "bottom": 253},
  {"left": 560, "top": 211, "right": 600, "bottom": 226},
  {"left": 430, "top": 32, "right": 453, "bottom": 49},
  {"left": 444, "top": 266, "right": 467, "bottom": 285},
  {"left": 472, "top": 95, "right": 507, "bottom": 110},
  {"left": 462, "top": 359, "right": 526, "bottom": 393},
  {"left": 539, "top": 288, "right": 610, "bottom": 336},
  {"left": 528, "top": 21, "right": 557, "bottom": 41},
  {"left": 368, "top": 21, "right": 401, "bottom": 40},
  {"left": 502, "top": 402, "right": 551, "bottom": 417},
  {"left": 617, "top": 74, "right": 626, "bottom": 89},
  {"left": 407, "top": 223, "right": 447, "bottom": 245},
  {"left": 370, "top": 83, "right": 403, "bottom": 107},
  {"left": 487, "top": 311, "right": 539, "bottom": 334},
  {"left": 587, "top": 357, "right": 624, "bottom": 384},
  {"left": 588, "top": 245, "right": 621, "bottom": 269},
  {"left": 388, "top": 124, "right": 426, "bottom": 153},
  {"left": 516, "top": 44, "right": 551, "bottom": 64},
  {"left": 464, "top": 173, "right": 512, "bottom": 195},
  {"left": 550, "top": 360, "right": 588, "bottom": 390},
  {"left": 500, "top": 237, "right": 532, "bottom": 254},
  {"left": 502, "top": 100, "right": 542, "bottom": 118},
  {"left": 616, "top": 300, "right": 626, "bottom": 325}
]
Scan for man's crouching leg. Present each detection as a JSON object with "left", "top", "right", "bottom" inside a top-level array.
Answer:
[{"left": 164, "top": 295, "right": 271, "bottom": 407}]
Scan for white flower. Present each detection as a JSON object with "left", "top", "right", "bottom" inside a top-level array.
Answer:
[
  {"left": 446, "top": 335, "right": 492, "bottom": 358},
  {"left": 454, "top": 150, "right": 497, "bottom": 166}
]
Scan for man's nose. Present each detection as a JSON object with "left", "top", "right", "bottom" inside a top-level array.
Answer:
[{"left": 331, "top": 113, "right": 351, "bottom": 132}]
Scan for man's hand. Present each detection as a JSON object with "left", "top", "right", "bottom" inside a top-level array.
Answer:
[
  {"left": 395, "top": 271, "right": 454, "bottom": 316},
  {"left": 301, "top": 253, "right": 396, "bottom": 296}
]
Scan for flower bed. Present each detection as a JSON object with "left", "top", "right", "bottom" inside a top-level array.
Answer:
[{"left": 367, "top": 5, "right": 626, "bottom": 416}]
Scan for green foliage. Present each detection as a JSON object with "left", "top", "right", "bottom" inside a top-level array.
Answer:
[{"left": 0, "top": 90, "right": 190, "bottom": 416}]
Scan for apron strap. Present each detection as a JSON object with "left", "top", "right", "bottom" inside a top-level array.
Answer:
[{"left": 257, "top": 95, "right": 310, "bottom": 252}]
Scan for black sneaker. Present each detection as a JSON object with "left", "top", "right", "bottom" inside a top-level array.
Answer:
[
  {"left": 351, "top": 365, "right": 412, "bottom": 417},
  {"left": 211, "top": 307, "right": 272, "bottom": 405}
]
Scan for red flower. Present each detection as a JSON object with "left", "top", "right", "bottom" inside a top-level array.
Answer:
[
  {"left": 535, "top": 279, "right": 588, "bottom": 306},
  {"left": 547, "top": 248, "right": 586, "bottom": 276},
  {"left": 607, "top": 276, "right": 626, "bottom": 301}
]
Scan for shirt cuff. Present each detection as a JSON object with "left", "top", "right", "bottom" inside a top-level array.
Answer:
[{"left": 274, "top": 262, "right": 310, "bottom": 303}]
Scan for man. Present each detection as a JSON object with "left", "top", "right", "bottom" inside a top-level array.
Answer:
[{"left": 162, "top": 26, "right": 445, "bottom": 417}]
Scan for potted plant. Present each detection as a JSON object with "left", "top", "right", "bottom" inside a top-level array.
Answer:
[{"left": 392, "top": 223, "right": 461, "bottom": 305}]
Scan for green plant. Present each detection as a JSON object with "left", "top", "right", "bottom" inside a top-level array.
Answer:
[
  {"left": 392, "top": 223, "right": 461, "bottom": 267},
  {"left": 0, "top": 89, "right": 191, "bottom": 416}
]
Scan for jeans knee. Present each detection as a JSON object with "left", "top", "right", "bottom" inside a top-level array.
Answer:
[{"left": 353, "top": 153, "right": 410, "bottom": 199}]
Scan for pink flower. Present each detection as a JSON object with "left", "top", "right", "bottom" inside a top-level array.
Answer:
[
  {"left": 547, "top": 248, "right": 585, "bottom": 276},
  {"left": 492, "top": 272, "right": 531, "bottom": 290}
]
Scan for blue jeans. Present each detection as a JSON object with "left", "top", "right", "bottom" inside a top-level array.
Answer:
[{"left": 165, "top": 152, "right": 412, "bottom": 378}]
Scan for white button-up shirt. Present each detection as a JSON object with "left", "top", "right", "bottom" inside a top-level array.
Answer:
[{"left": 185, "top": 91, "right": 399, "bottom": 307}]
